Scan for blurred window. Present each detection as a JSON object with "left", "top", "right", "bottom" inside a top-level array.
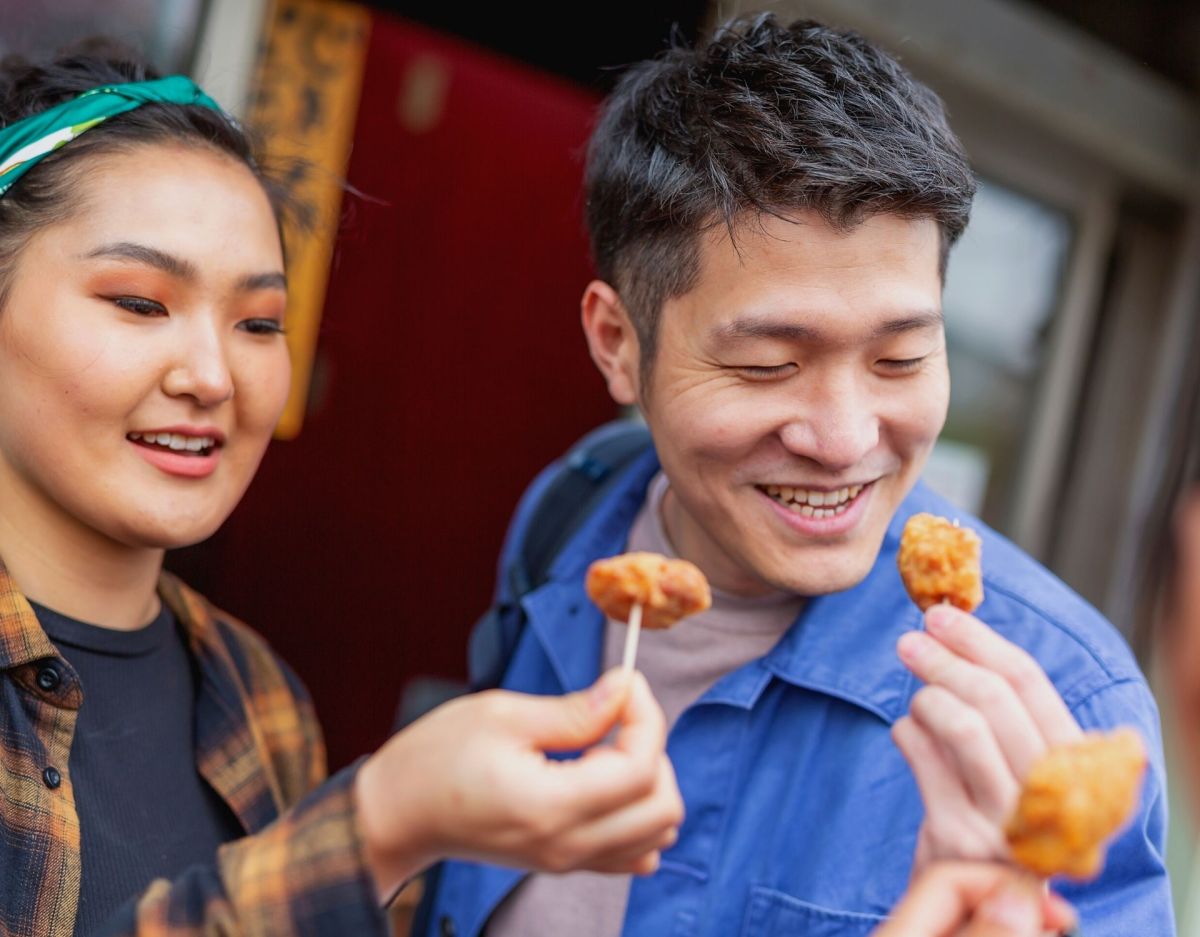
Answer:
[
  {"left": 0, "top": 0, "right": 206, "bottom": 74},
  {"left": 922, "top": 177, "right": 1073, "bottom": 530}
]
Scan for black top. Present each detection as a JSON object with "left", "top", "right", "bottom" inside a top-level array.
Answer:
[{"left": 32, "top": 600, "right": 244, "bottom": 936}]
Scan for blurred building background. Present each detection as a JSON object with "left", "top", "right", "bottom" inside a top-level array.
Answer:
[{"left": 2, "top": 0, "right": 1199, "bottom": 925}]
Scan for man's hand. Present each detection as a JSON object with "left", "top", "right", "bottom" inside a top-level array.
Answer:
[
  {"left": 892, "top": 605, "right": 1082, "bottom": 874},
  {"left": 872, "top": 862, "right": 1076, "bottom": 937},
  {"left": 355, "top": 668, "right": 684, "bottom": 900}
]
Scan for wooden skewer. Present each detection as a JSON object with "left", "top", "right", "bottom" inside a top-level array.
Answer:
[{"left": 622, "top": 602, "right": 644, "bottom": 671}]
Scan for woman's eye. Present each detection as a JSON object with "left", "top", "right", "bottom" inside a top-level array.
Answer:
[
  {"left": 737, "top": 363, "right": 796, "bottom": 380},
  {"left": 112, "top": 296, "right": 166, "bottom": 317},
  {"left": 239, "top": 318, "right": 286, "bottom": 336}
]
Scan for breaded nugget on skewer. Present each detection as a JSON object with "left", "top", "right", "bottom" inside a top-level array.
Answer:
[
  {"left": 897, "top": 513, "right": 984, "bottom": 613},
  {"left": 586, "top": 552, "right": 711, "bottom": 630},
  {"left": 586, "top": 552, "right": 711, "bottom": 670},
  {"left": 1006, "top": 729, "right": 1147, "bottom": 879}
]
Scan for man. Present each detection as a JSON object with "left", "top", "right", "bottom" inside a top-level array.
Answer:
[{"left": 420, "top": 14, "right": 1172, "bottom": 936}]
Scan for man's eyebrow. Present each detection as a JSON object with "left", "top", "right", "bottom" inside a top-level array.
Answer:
[
  {"left": 710, "top": 310, "right": 944, "bottom": 343},
  {"left": 81, "top": 242, "right": 285, "bottom": 291},
  {"left": 709, "top": 319, "right": 820, "bottom": 343},
  {"left": 871, "top": 310, "right": 944, "bottom": 337}
]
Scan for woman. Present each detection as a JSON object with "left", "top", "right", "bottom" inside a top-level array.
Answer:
[{"left": 0, "top": 43, "right": 681, "bottom": 937}]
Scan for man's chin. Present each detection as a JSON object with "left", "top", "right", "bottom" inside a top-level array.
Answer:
[{"left": 751, "top": 547, "right": 880, "bottom": 597}]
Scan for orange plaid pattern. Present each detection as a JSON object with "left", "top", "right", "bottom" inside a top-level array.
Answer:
[{"left": 0, "top": 564, "right": 387, "bottom": 937}]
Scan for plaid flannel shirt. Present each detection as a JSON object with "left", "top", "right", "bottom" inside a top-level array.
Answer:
[{"left": 0, "top": 563, "right": 389, "bottom": 937}]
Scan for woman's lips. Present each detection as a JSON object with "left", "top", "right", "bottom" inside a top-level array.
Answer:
[{"left": 128, "top": 435, "right": 221, "bottom": 478}]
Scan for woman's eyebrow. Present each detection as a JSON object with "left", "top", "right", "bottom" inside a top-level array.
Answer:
[
  {"left": 80, "top": 241, "right": 285, "bottom": 291},
  {"left": 81, "top": 241, "right": 196, "bottom": 279},
  {"left": 235, "top": 271, "right": 287, "bottom": 292}
]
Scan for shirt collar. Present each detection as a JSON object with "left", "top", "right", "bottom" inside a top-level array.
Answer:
[
  {"left": 159, "top": 571, "right": 282, "bottom": 831},
  {"left": 527, "top": 448, "right": 944, "bottom": 724},
  {"left": 0, "top": 559, "right": 58, "bottom": 670}
]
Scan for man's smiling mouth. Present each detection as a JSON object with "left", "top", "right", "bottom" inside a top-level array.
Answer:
[{"left": 757, "top": 483, "right": 868, "bottom": 518}]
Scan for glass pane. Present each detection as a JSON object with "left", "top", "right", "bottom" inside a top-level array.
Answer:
[
  {"left": 0, "top": 0, "right": 206, "bottom": 75},
  {"left": 922, "top": 177, "right": 1073, "bottom": 529}
]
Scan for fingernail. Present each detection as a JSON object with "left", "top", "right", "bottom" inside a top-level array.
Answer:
[
  {"left": 924, "top": 604, "right": 956, "bottom": 634},
  {"left": 976, "top": 883, "right": 1039, "bottom": 929},
  {"left": 896, "top": 631, "right": 926, "bottom": 663}
]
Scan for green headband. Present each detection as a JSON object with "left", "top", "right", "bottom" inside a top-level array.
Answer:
[{"left": 0, "top": 75, "right": 223, "bottom": 197}]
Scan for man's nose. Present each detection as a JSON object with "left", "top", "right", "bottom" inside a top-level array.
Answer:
[{"left": 777, "top": 379, "right": 880, "bottom": 471}]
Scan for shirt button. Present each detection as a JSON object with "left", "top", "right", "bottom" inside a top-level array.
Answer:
[
  {"left": 439, "top": 916, "right": 456, "bottom": 937},
  {"left": 36, "top": 665, "right": 61, "bottom": 692},
  {"left": 42, "top": 767, "right": 61, "bottom": 789}
]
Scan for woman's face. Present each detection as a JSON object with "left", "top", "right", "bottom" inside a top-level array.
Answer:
[{"left": 0, "top": 143, "right": 291, "bottom": 551}]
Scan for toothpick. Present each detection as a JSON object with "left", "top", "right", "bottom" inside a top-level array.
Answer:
[{"left": 622, "top": 602, "right": 644, "bottom": 671}]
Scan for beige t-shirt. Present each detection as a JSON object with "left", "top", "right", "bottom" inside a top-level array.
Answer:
[{"left": 486, "top": 472, "right": 804, "bottom": 937}]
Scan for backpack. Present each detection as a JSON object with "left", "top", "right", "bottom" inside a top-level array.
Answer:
[{"left": 466, "top": 418, "right": 653, "bottom": 690}]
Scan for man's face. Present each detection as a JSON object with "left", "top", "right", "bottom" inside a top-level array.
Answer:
[{"left": 593, "top": 211, "right": 948, "bottom": 596}]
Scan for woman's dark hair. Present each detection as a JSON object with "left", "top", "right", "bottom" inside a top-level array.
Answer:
[
  {"left": 0, "top": 38, "right": 291, "bottom": 307},
  {"left": 585, "top": 13, "right": 977, "bottom": 367}
]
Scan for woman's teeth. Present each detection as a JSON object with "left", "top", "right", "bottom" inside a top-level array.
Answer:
[
  {"left": 128, "top": 431, "right": 215, "bottom": 454},
  {"left": 762, "top": 483, "right": 864, "bottom": 518}
]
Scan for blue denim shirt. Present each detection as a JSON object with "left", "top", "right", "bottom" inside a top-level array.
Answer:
[{"left": 424, "top": 448, "right": 1173, "bottom": 937}]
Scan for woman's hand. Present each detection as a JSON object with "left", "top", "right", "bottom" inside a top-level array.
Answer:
[
  {"left": 354, "top": 668, "right": 683, "bottom": 900},
  {"left": 873, "top": 862, "right": 1075, "bottom": 936}
]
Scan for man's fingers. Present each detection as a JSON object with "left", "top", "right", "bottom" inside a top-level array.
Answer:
[
  {"left": 892, "top": 716, "right": 1008, "bottom": 862},
  {"left": 898, "top": 631, "right": 1047, "bottom": 780},
  {"left": 893, "top": 715, "right": 973, "bottom": 816},
  {"left": 908, "top": 686, "right": 1021, "bottom": 821},
  {"left": 923, "top": 606, "right": 1080, "bottom": 747}
]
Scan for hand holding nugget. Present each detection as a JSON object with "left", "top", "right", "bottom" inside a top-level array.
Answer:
[
  {"left": 587, "top": 552, "right": 711, "bottom": 669},
  {"left": 356, "top": 668, "right": 684, "bottom": 899},
  {"left": 872, "top": 861, "right": 1076, "bottom": 937},
  {"left": 893, "top": 604, "right": 1083, "bottom": 874}
]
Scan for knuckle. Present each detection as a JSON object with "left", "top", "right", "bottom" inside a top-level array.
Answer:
[
  {"left": 924, "top": 817, "right": 959, "bottom": 852},
  {"left": 947, "top": 709, "right": 987, "bottom": 746},
  {"left": 975, "top": 673, "right": 1012, "bottom": 711},
  {"left": 540, "top": 843, "right": 576, "bottom": 874},
  {"left": 911, "top": 686, "right": 943, "bottom": 717},
  {"left": 1006, "top": 653, "right": 1043, "bottom": 694},
  {"left": 477, "top": 690, "right": 512, "bottom": 722}
]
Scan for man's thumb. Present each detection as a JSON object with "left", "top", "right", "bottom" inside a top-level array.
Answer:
[{"left": 523, "top": 668, "right": 632, "bottom": 751}]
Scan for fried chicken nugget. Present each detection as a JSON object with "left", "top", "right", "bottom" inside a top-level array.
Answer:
[
  {"left": 586, "top": 552, "right": 711, "bottom": 630},
  {"left": 897, "top": 513, "right": 984, "bottom": 613},
  {"left": 1006, "top": 729, "right": 1147, "bottom": 879}
]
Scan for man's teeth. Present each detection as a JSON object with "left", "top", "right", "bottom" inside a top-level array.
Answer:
[
  {"left": 129, "top": 431, "right": 215, "bottom": 452},
  {"left": 762, "top": 483, "right": 864, "bottom": 518}
]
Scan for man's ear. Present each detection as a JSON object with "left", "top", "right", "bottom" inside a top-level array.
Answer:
[{"left": 581, "top": 279, "right": 640, "bottom": 405}]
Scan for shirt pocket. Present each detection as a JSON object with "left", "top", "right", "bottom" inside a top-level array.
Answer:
[{"left": 740, "top": 885, "right": 887, "bottom": 937}]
